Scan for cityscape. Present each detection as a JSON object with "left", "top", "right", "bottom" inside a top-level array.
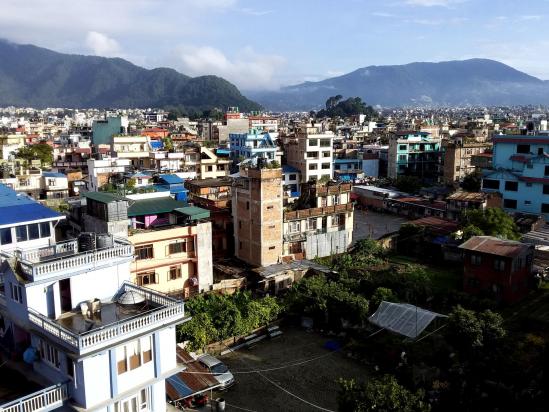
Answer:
[{"left": 0, "top": 1, "right": 548, "bottom": 412}]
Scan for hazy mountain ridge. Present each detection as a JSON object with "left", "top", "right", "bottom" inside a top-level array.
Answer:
[
  {"left": 248, "top": 59, "right": 549, "bottom": 111},
  {"left": 0, "top": 40, "right": 261, "bottom": 111}
]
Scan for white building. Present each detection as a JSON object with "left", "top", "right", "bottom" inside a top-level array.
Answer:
[
  {"left": 0, "top": 184, "right": 187, "bottom": 411},
  {"left": 87, "top": 158, "right": 132, "bottom": 191},
  {"left": 285, "top": 124, "right": 334, "bottom": 183}
]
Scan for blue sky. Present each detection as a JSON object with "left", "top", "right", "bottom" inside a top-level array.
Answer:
[{"left": 1, "top": 0, "right": 549, "bottom": 90}]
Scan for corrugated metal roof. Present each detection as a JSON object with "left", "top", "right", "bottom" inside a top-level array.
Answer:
[
  {"left": 0, "top": 203, "right": 62, "bottom": 226},
  {"left": 173, "top": 206, "right": 210, "bottom": 220},
  {"left": 128, "top": 197, "right": 186, "bottom": 217},
  {"left": 158, "top": 174, "right": 184, "bottom": 185},
  {"left": 447, "top": 191, "right": 485, "bottom": 202},
  {"left": 83, "top": 192, "right": 124, "bottom": 204},
  {"left": 42, "top": 172, "right": 66, "bottom": 178},
  {"left": 459, "top": 236, "right": 529, "bottom": 258}
]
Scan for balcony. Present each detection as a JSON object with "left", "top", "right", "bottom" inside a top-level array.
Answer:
[
  {"left": 284, "top": 203, "right": 353, "bottom": 221},
  {"left": 0, "top": 383, "right": 68, "bottom": 412},
  {"left": 1, "top": 238, "right": 133, "bottom": 282},
  {"left": 27, "top": 282, "right": 186, "bottom": 356}
]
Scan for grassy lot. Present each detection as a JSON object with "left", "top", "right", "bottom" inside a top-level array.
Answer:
[{"left": 388, "top": 255, "right": 462, "bottom": 292}]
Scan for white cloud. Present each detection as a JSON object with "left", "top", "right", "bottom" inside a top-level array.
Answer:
[
  {"left": 175, "top": 45, "right": 285, "bottom": 90},
  {"left": 241, "top": 8, "right": 273, "bottom": 16},
  {"left": 85, "top": 31, "right": 120, "bottom": 57},
  {"left": 520, "top": 15, "right": 543, "bottom": 21}
]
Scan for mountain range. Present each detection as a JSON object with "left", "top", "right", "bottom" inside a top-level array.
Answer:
[
  {"left": 1, "top": 40, "right": 549, "bottom": 112},
  {"left": 248, "top": 59, "right": 549, "bottom": 111},
  {"left": 0, "top": 40, "right": 260, "bottom": 112}
]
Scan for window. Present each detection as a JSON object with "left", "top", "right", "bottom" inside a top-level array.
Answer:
[
  {"left": 542, "top": 203, "right": 549, "bottom": 213},
  {"left": 516, "top": 144, "right": 530, "bottom": 154},
  {"left": 494, "top": 258, "right": 505, "bottom": 272},
  {"left": 482, "top": 179, "right": 499, "bottom": 190},
  {"left": 246, "top": 201, "right": 249, "bottom": 210},
  {"left": 169, "top": 241, "right": 187, "bottom": 254},
  {"left": 289, "top": 221, "right": 300, "bottom": 233},
  {"left": 28, "top": 223, "right": 40, "bottom": 240},
  {"left": 135, "top": 245, "right": 153, "bottom": 260},
  {"left": 319, "top": 139, "right": 331, "bottom": 147},
  {"left": 503, "top": 199, "right": 517, "bottom": 209},
  {"left": 40, "top": 340, "right": 59, "bottom": 369},
  {"left": 322, "top": 151, "right": 331, "bottom": 158},
  {"left": 0, "top": 228, "right": 12, "bottom": 245},
  {"left": 267, "top": 205, "right": 273, "bottom": 209},
  {"left": 39, "top": 222, "right": 51, "bottom": 238},
  {"left": 333, "top": 195, "right": 340, "bottom": 205},
  {"left": 169, "top": 266, "right": 182, "bottom": 280},
  {"left": 545, "top": 165, "right": 549, "bottom": 176},
  {"left": 269, "top": 246, "right": 275, "bottom": 250},
  {"left": 471, "top": 254, "right": 482, "bottom": 265},
  {"left": 207, "top": 165, "right": 213, "bottom": 172},
  {"left": 10, "top": 283, "right": 22, "bottom": 304},
  {"left": 399, "top": 145, "right": 407, "bottom": 150},
  {"left": 544, "top": 185, "right": 549, "bottom": 195},
  {"left": 399, "top": 154, "right": 406, "bottom": 161},
  {"left": 504, "top": 181, "right": 518, "bottom": 192},
  {"left": 136, "top": 272, "right": 157, "bottom": 286},
  {"left": 15, "top": 225, "right": 28, "bottom": 242},
  {"left": 66, "top": 357, "right": 74, "bottom": 379},
  {"left": 332, "top": 214, "right": 345, "bottom": 226},
  {"left": 525, "top": 200, "right": 532, "bottom": 205},
  {"left": 117, "top": 337, "right": 153, "bottom": 376},
  {"left": 289, "top": 174, "right": 297, "bottom": 180},
  {"left": 307, "top": 218, "right": 317, "bottom": 230},
  {"left": 539, "top": 147, "right": 544, "bottom": 155},
  {"left": 308, "top": 138, "right": 318, "bottom": 146},
  {"left": 455, "top": 166, "right": 460, "bottom": 172},
  {"left": 308, "top": 164, "right": 317, "bottom": 170},
  {"left": 321, "top": 163, "right": 330, "bottom": 170},
  {"left": 239, "top": 241, "right": 242, "bottom": 250}
]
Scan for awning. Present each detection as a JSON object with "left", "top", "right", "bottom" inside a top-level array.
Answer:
[{"left": 166, "top": 375, "right": 194, "bottom": 400}]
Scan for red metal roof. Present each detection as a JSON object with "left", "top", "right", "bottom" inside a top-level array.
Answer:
[{"left": 459, "top": 236, "right": 530, "bottom": 258}]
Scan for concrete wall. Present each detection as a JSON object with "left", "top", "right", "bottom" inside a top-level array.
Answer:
[{"left": 304, "top": 229, "right": 351, "bottom": 258}]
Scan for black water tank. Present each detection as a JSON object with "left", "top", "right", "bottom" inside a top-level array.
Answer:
[
  {"left": 96, "top": 233, "right": 114, "bottom": 250},
  {"left": 78, "top": 232, "right": 96, "bottom": 252}
]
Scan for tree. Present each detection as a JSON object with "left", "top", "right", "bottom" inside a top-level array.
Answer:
[
  {"left": 337, "top": 375, "right": 430, "bottom": 412},
  {"left": 446, "top": 306, "right": 506, "bottom": 351},
  {"left": 370, "top": 287, "right": 398, "bottom": 310},
  {"left": 15, "top": 143, "right": 53, "bottom": 165},
  {"left": 177, "top": 313, "right": 217, "bottom": 352},
  {"left": 462, "top": 208, "right": 520, "bottom": 240},
  {"left": 395, "top": 175, "right": 422, "bottom": 194},
  {"left": 461, "top": 171, "right": 482, "bottom": 192},
  {"left": 317, "top": 96, "right": 377, "bottom": 119}
]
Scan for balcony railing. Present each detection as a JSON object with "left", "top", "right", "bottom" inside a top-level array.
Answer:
[
  {"left": 0, "top": 383, "right": 68, "bottom": 412},
  {"left": 284, "top": 203, "right": 353, "bottom": 220},
  {"left": 3, "top": 239, "right": 134, "bottom": 282},
  {"left": 27, "top": 282, "right": 185, "bottom": 355}
]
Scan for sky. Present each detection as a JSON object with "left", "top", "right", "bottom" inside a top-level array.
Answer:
[{"left": 1, "top": 0, "right": 549, "bottom": 90}]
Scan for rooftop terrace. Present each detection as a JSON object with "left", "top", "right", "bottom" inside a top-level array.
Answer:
[{"left": 28, "top": 282, "right": 186, "bottom": 355}]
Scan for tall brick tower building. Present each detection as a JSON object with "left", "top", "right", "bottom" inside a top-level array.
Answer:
[{"left": 232, "top": 164, "right": 283, "bottom": 266}]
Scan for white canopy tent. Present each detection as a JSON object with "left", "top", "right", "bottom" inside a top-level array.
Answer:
[{"left": 369, "top": 301, "right": 447, "bottom": 339}]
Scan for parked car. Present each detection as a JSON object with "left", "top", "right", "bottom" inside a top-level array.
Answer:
[{"left": 198, "top": 354, "right": 235, "bottom": 389}]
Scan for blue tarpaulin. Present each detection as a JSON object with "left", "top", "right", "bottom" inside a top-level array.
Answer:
[{"left": 167, "top": 375, "right": 194, "bottom": 400}]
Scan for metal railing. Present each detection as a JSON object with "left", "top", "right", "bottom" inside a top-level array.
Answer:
[
  {"left": 0, "top": 383, "right": 68, "bottom": 412},
  {"left": 27, "top": 282, "right": 185, "bottom": 355}
]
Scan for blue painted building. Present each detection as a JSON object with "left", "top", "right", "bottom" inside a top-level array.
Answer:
[
  {"left": 482, "top": 134, "right": 549, "bottom": 220},
  {"left": 388, "top": 131, "right": 441, "bottom": 180},
  {"left": 229, "top": 130, "right": 280, "bottom": 161}
]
